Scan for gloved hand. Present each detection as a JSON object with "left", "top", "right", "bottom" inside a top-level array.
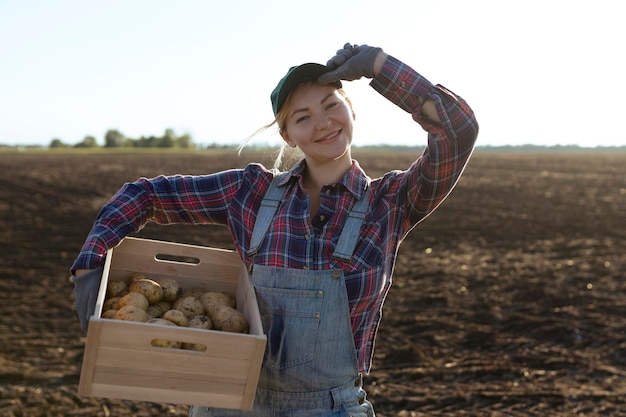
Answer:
[
  {"left": 72, "top": 267, "right": 103, "bottom": 333},
  {"left": 318, "top": 43, "right": 383, "bottom": 83}
]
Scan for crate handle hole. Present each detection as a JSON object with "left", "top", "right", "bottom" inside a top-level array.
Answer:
[
  {"left": 154, "top": 253, "right": 201, "bottom": 265},
  {"left": 150, "top": 339, "right": 207, "bottom": 352}
]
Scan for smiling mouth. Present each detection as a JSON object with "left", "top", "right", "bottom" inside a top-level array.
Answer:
[{"left": 316, "top": 130, "right": 341, "bottom": 143}]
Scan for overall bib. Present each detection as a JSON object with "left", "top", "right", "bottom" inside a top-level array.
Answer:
[{"left": 190, "top": 174, "right": 375, "bottom": 417}]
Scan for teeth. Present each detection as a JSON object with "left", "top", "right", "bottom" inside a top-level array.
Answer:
[{"left": 315, "top": 130, "right": 340, "bottom": 143}]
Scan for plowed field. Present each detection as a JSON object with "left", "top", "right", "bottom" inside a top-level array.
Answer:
[{"left": 1, "top": 149, "right": 624, "bottom": 416}]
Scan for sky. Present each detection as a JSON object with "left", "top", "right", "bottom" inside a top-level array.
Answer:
[{"left": 1, "top": 0, "right": 624, "bottom": 148}]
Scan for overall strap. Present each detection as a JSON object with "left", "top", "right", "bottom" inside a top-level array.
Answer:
[
  {"left": 331, "top": 187, "right": 371, "bottom": 262},
  {"left": 248, "top": 173, "right": 371, "bottom": 263},
  {"left": 247, "top": 171, "right": 288, "bottom": 257}
]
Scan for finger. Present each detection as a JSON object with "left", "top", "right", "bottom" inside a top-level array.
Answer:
[
  {"left": 352, "top": 44, "right": 371, "bottom": 56},
  {"left": 317, "top": 71, "right": 341, "bottom": 84},
  {"left": 319, "top": 67, "right": 361, "bottom": 83},
  {"left": 326, "top": 48, "right": 354, "bottom": 69},
  {"left": 326, "top": 43, "right": 356, "bottom": 67},
  {"left": 87, "top": 290, "right": 96, "bottom": 320},
  {"left": 326, "top": 55, "right": 346, "bottom": 69},
  {"left": 79, "top": 305, "right": 88, "bottom": 333},
  {"left": 325, "top": 56, "right": 342, "bottom": 69},
  {"left": 83, "top": 291, "right": 96, "bottom": 333}
]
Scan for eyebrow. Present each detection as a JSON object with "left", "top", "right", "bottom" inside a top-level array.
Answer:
[{"left": 290, "top": 93, "right": 336, "bottom": 118}]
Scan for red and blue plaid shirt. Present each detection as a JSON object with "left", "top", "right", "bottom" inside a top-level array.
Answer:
[{"left": 72, "top": 55, "right": 478, "bottom": 373}]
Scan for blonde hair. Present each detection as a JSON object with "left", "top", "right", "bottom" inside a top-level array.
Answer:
[{"left": 238, "top": 83, "right": 350, "bottom": 170}]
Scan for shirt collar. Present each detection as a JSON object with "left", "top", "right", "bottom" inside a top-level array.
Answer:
[{"left": 280, "top": 159, "right": 371, "bottom": 200}]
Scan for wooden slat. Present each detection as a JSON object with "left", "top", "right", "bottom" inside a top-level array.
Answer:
[
  {"left": 90, "top": 380, "right": 245, "bottom": 409},
  {"left": 241, "top": 337, "right": 266, "bottom": 409},
  {"left": 78, "top": 320, "right": 103, "bottom": 396},
  {"left": 94, "top": 319, "right": 264, "bottom": 353},
  {"left": 95, "top": 346, "right": 251, "bottom": 380},
  {"left": 92, "top": 369, "right": 246, "bottom": 393},
  {"left": 93, "top": 362, "right": 245, "bottom": 385},
  {"left": 109, "top": 237, "right": 242, "bottom": 285}
]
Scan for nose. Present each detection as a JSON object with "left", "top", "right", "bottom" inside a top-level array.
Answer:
[{"left": 315, "top": 115, "right": 331, "bottom": 130}]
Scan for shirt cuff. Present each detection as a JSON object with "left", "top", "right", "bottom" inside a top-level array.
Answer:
[{"left": 70, "top": 240, "right": 108, "bottom": 274}]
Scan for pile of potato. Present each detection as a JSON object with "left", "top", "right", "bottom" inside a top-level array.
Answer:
[{"left": 102, "top": 273, "right": 249, "bottom": 349}]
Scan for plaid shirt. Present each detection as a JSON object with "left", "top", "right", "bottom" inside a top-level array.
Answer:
[{"left": 72, "top": 55, "right": 478, "bottom": 373}]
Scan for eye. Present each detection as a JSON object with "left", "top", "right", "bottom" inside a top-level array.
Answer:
[
  {"left": 295, "top": 115, "right": 310, "bottom": 124},
  {"left": 325, "top": 101, "right": 339, "bottom": 110}
]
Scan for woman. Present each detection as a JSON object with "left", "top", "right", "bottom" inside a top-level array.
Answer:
[{"left": 72, "top": 43, "right": 478, "bottom": 416}]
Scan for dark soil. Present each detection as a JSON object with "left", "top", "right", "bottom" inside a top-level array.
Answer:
[{"left": 1, "top": 149, "right": 625, "bottom": 416}]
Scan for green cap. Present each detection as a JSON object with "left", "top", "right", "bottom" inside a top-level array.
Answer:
[{"left": 270, "top": 63, "right": 342, "bottom": 116}]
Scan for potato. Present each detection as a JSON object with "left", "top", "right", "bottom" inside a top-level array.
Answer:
[
  {"left": 188, "top": 314, "right": 212, "bottom": 330},
  {"left": 103, "top": 296, "right": 121, "bottom": 311},
  {"left": 118, "top": 292, "right": 149, "bottom": 311},
  {"left": 106, "top": 280, "right": 127, "bottom": 298},
  {"left": 146, "top": 305, "right": 164, "bottom": 319},
  {"left": 173, "top": 296, "right": 205, "bottom": 317},
  {"left": 156, "top": 277, "right": 183, "bottom": 302},
  {"left": 114, "top": 305, "right": 149, "bottom": 322},
  {"left": 147, "top": 318, "right": 177, "bottom": 326},
  {"left": 129, "top": 278, "right": 160, "bottom": 300},
  {"left": 127, "top": 272, "right": 147, "bottom": 284},
  {"left": 211, "top": 305, "right": 249, "bottom": 334},
  {"left": 200, "top": 291, "right": 236, "bottom": 317},
  {"left": 154, "top": 300, "right": 172, "bottom": 313},
  {"left": 129, "top": 278, "right": 163, "bottom": 304},
  {"left": 181, "top": 287, "right": 205, "bottom": 299},
  {"left": 162, "top": 309, "right": 189, "bottom": 327},
  {"left": 102, "top": 309, "right": 117, "bottom": 319},
  {"left": 147, "top": 318, "right": 182, "bottom": 348},
  {"left": 183, "top": 315, "right": 211, "bottom": 351},
  {"left": 182, "top": 341, "right": 207, "bottom": 351}
]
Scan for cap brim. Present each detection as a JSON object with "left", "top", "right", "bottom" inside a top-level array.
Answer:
[{"left": 272, "top": 63, "right": 342, "bottom": 116}]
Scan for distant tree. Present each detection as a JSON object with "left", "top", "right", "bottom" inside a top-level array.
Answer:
[
  {"left": 134, "top": 136, "right": 158, "bottom": 148},
  {"left": 103, "top": 128, "right": 195, "bottom": 148},
  {"left": 74, "top": 135, "right": 98, "bottom": 148},
  {"left": 104, "top": 129, "right": 125, "bottom": 147},
  {"left": 49, "top": 138, "right": 68, "bottom": 148},
  {"left": 176, "top": 133, "right": 194, "bottom": 148},
  {"left": 160, "top": 128, "right": 175, "bottom": 148}
]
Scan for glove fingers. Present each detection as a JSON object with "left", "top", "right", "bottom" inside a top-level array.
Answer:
[
  {"left": 84, "top": 290, "right": 97, "bottom": 333},
  {"left": 322, "top": 43, "right": 380, "bottom": 82},
  {"left": 326, "top": 48, "right": 355, "bottom": 69},
  {"left": 326, "top": 43, "right": 358, "bottom": 68},
  {"left": 72, "top": 267, "right": 103, "bottom": 334},
  {"left": 73, "top": 285, "right": 87, "bottom": 332},
  {"left": 319, "top": 67, "right": 361, "bottom": 83},
  {"left": 318, "top": 71, "right": 339, "bottom": 84},
  {"left": 325, "top": 57, "right": 341, "bottom": 69}
]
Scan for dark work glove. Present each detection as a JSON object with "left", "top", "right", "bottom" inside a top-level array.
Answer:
[
  {"left": 72, "top": 267, "right": 103, "bottom": 333},
  {"left": 318, "top": 43, "right": 383, "bottom": 83}
]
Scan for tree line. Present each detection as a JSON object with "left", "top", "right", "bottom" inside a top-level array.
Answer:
[{"left": 49, "top": 128, "right": 194, "bottom": 149}]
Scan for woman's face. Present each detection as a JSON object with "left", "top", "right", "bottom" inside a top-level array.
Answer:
[{"left": 280, "top": 82, "right": 355, "bottom": 166}]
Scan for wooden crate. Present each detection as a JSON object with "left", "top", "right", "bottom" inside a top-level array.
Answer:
[{"left": 78, "top": 237, "right": 266, "bottom": 411}]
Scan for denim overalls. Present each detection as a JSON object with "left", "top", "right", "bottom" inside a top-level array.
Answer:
[{"left": 190, "top": 174, "right": 375, "bottom": 417}]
